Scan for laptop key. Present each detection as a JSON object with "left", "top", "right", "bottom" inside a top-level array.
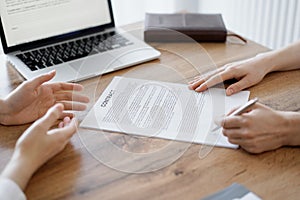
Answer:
[
  {"left": 37, "top": 64, "right": 45, "bottom": 69},
  {"left": 89, "top": 49, "right": 99, "bottom": 55},
  {"left": 18, "top": 33, "right": 133, "bottom": 71}
]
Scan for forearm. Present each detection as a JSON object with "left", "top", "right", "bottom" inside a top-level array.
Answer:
[
  {"left": 282, "top": 111, "right": 300, "bottom": 146},
  {"left": 1, "top": 151, "right": 36, "bottom": 191},
  {"left": 264, "top": 40, "right": 300, "bottom": 73}
]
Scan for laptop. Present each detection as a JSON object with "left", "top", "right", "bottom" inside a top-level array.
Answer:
[{"left": 0, "top": 0, "right": 161, "bottom": 82}]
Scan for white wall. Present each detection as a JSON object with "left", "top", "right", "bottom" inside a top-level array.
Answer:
[
  {"left": 198, "top": 0, "right": 300, "bottom": 49},
  {"left": 111, "top": 0, "right": 199, "bottom": 26},
  {"left": 111, "top": 0, "right": 300, "bottom": 49}
]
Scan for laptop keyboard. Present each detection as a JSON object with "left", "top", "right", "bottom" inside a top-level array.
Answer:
[{"left": 16, "top": 31, "right": 134, "bottom": 71}]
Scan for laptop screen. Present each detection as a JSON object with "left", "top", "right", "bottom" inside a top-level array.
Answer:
[{"left": 0, "top": 0, "right": 112, "bottom": 50}]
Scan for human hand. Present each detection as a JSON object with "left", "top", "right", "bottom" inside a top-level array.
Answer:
[
  {"left": 188, "top": 54, "right": 273, "bottom": 96},
  {"left": 0, "top": 70, "right": 89, "bottom": 125},
  {"left": 0, "top": 103, "right": 77, "bottom": 190},
  {"left": 221, "top": 102, "right": 300, "bottom": 154}
]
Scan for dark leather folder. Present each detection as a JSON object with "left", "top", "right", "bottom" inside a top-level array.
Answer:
[{"left": 144, "top": 13, "right": 227, "bottom": 43}]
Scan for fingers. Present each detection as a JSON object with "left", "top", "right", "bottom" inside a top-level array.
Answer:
[
  {"left": 188, "top": 67, "right": 239, "bottom": 93},
  {"left": 60, "top": 102, "right": 87, "bottom": 111},
  {"left": 221, "top": 105, "right": 260, "bottom": 129},
  {"left": 188, "top": 78, "right": 205, "bottom": 90},
  {"left": 188, "top": 60, "right": 258, "bottom": 95},
  {"left": 60, "top": 112, "right": 74, "bottom": 120},
  {"left": 223, "top": 129, "right": 271, "bottom": 154},
  {"left": 29, "top": 70, "right": 56, "bottom": 89},
  {"left": 225, "top": 76, "right": 253, "bottom": 96},
  {"left": 58, "top": 121, "right": 64, "bottom": 128},
  {"left": 213, "top": 114, "right": 225, "bottom": 127},
  {"left": 48, "top": 83, "right": 90, "bottom": 108},
  {"left": 188, "top": 68, "right": 224, "bottom": 90},
  {"left": 48, "top": 82, "right": 84, "bottom": 92},
  {"left": 58, "top": 116, "right": 72, "bottom": 128},
  {"left": 37, "top": 103, "right": 64, "bottom": 129},
  {"left": 54, "top": 92, "right": 90, "bottom": 103},
  {"left": 222, "top": 115, "right": 247, "bottom": 129},
  {"left": 62, "top": 118, "right": 77, "bottom": 139},
  {"left": 49, "top": 117, "right": 78, "bottom": 143},
  {"left": 195, "top": 72, "right": 227, "bottom": 92},
  {"left": 222, "top": 128, "right": 244, "bottom": 139}
]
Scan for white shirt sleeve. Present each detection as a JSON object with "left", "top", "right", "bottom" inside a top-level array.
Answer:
[{"left": 0, "top": 178, "right": 26, "bottom": 200}]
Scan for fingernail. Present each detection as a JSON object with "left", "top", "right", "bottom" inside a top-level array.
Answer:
[
  {"left": 214, "top": 114, "right": 225, "bottom": 126},
  {"left": 49, "top": 70, "right": 56, "bottom": 74},
  {"left": 64, "top": 116, "right": 71, "bottom": 121},
  {"left": 227, "top": 88, "right": 234, "bottom": 96},
  {"left": 195, "top": 85, "right": 203, "bottom": 92},
  {"left": 195, "top": 87, "right": 201, "bottom": 92},
  {"left": 56, "top": 103, "right": 64, "bottom": 111},
  {"left": 59, "top": 121, "right": 64, "bottom": 128}
]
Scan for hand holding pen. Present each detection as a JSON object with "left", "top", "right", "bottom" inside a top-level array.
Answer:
[
  {"left": 215, "top": 98, "right": 297, "bottom": 154},
  {"left": 212, "top": 98, "right": 259, "bottom": 132}
]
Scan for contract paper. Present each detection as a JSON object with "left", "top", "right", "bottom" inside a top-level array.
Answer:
[{"left": 80, "top": 77, "right": 250, "bottom": 148}]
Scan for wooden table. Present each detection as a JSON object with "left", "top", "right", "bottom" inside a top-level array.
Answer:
[{"left": 0, "top": 24, "right": 299, "bottom": 200}]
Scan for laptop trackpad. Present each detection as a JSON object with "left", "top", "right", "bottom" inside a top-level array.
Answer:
[
  {"left": 69, "top": 53, "right": 122, "bottom": 77},
  {"left": 49, "top": 64, "right": 78, "bottom": 82}
]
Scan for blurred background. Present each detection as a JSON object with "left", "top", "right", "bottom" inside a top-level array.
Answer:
[{"left": 112, "top": 0, "right": 300, "bottom": 50}]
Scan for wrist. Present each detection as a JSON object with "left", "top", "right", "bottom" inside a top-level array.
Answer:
[
  {"left": 0, "top": 99, "right": 7, "bottom": 125},
  {"left": 255, "top": 51, "right": 278, "bottom": 74},
  {"left": 280, "top": 111, "right": 300, "bottom": 146},
  {"left": 0, "top": 99, "right": 15, "bottom": 125},
  {"left": 262, "top": 45, "right": 300, "bottom": 72},
  {"left": 0, "top": 99, "right": 7, "bottom": 114},
  {"left": 1, "top": 150, "right": 36, "bottom": 191}
]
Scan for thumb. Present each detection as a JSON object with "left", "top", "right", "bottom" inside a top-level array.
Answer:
[
  {"left": 30, "top": 70, "right": 56, "bottom": 89},
  {"left": 226, "top": 77, "right": 252, "bottom": 96},
  {"left": 213, "top": 114, "right": 225, "bottom": 127},
  {"left": 37, "top": 103, "right": 64, "bottom": 130},
  {"left": 49, "top": 117, "right": 78, "bottom": 141}
]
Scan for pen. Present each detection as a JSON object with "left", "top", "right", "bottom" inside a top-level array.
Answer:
[{"left": 211, "top": 97, "right": 259, "bottom": 132}]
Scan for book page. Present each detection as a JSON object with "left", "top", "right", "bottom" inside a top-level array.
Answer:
[{"left": 80, "top": 77, "right": 250, "bottom": 148}]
